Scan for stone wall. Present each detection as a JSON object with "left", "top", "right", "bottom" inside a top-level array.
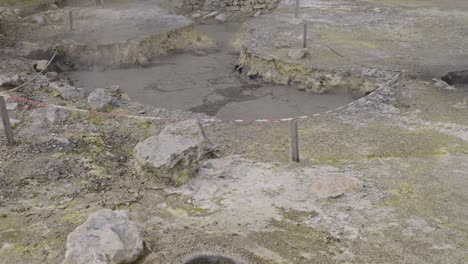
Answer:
[{"left": 184, "top": 0, "right": 280, "bottom": 15}]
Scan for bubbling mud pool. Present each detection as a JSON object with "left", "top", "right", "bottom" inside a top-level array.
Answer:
[{"left": 69, "top": 23, "right": 356, "bottom": 120}]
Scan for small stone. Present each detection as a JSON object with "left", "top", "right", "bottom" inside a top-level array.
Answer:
[
  {"left": 215, "top": 13, "right": 228, "bottom": 23},
  {"left": 254, "top": 11, "right": 262, "bottom": 17},
  {"left": 203, "top": 11, "right": 219, "bottom": 20},
  {"left": 274, "top": 41, "right": 290, "bottom": 48},
  {"left": 192, "top": 49, "right": 209, "bottom": 56},
  {"left": 192, "top": 13, "right": 201, "bottom": 19},
  {"left": 45, "top": 71, "right": 59, "bottom": 81},
  {"left": 88, "top": 88, "right": 121, "bottom": 111},
  {"left": 50, "top": 4, "right": 58, "bottom": 10},
  {"left": 433, "top": 79, "right": 456, "bottom": 90},
  {"left": 288, "top": 48, "right": 307, "bottom": 60},
  {"left": 49, "top": 82, "right": 86, "bottom": 100},
  {"left": 29, "top": 14, "right": 46, "bottom": 25},
  {"left": 310, "top": 175, "right": 362, "bottom": 199},
  {"left": 433, "top": 79, "right": 449, "bottom": 88},
  {"left": 0, "top": 74, "right": 22, "bottom": 88},
  {"left": 362, "top": 68, "right": 378, "bottom": 77},
  {"left": 33, "top": 60, "right": 49, "bottom": 72},
  {"left": 6, "top": 103, "right": 18, "bottom": 111},
  {"left": 46, "top": 108, "right": 70, "bottom": 123}
]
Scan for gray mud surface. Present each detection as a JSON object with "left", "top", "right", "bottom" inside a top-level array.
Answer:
[{"left": 69, "top": 23, "right": 354, "bottom": 120}]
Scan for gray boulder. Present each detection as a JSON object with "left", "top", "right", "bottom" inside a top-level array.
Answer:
[
  {"left": 29, "top": 108, "right": 70, "bottom": 126},
  {"left": 134, "top": 120, "right": 215, "bottom": 186},
  {"left": 62, "top": 210, "right": 144, "bottom": 264},
  {"left": 49, "top": 82, "right": 86, "bottom": 100},
  {"left": 88, "top": 88, "right": 122, "bottom": 111},
  {"left": 288, "top": 48, "right": 307, "bottom": 60}
]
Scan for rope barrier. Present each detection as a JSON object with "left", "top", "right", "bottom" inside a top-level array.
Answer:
[
  {"left": 0, "top": 73, "right": 400, "bottom": 124},
  {"left": 5, "top": 48, "right": 59, "bottom": 94}
]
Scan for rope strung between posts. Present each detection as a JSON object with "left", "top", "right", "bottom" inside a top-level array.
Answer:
[
  {"left": 318, "top": 41, "right": 401, "bottom": 73},
  {"left": 3, "top": 48, "right": 59, "bottom": 94},
  {"left": 0, "top": 73, "right": 400, "bottom": 124}
]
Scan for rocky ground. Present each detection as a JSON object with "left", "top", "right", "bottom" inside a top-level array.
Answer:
[{"left": 0, "top": 0, "right": 468, "bottom": 264}]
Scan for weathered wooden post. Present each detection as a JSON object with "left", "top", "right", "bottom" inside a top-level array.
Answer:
[
  {"left": 290, "top": 119, "right": 299, "bottom": 162},
  {"left": 68, "top": 10, "right": 73, "bottom": 31},
  {"left": 303, "top": 23, "right": 308, "bottom": 49},
  {"left": 0, "top": 96, "right": 14, "bottom": 146},
  {"left": 197, "top": 120, "right": 214, "bottom": 146},
  {"left": 397, "top": 70, "right": 405, "bottom": 105},
  {"left": 295, "top": 0, "right": 300, "bottom": 18}
]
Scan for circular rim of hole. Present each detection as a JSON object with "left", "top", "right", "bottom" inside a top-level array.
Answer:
[{"left": 184, "top": 254, "right": 240, "bottom": 264}]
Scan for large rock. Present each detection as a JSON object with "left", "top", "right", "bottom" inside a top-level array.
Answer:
[
  {"left": 49, "top": 82, "right": 86, "bottom": 100},
  {"left": 310, "top": 175, "right": 362, "bottom": 199},
  {"left": 88, "top": 88, "right": 122, "bottom": 111},
  {"left": 62, "top": 209, "right": 144, "bottom": 264},
  {"left": 134, "top": 120, "right": 215, "bottom": 186}
]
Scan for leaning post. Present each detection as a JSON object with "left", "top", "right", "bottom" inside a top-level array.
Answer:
[
  {"left": 0, "top": 96, "right": 14, "bottom": 146},
  {"left": 68, "top": 10, "right": 73, "bottom": 31},
  {"left": 295, "top": 0, "right": 300, "bottom": 18},
  {"left": 303, "top": 23, "right": 308, "bottom": 49},
  {"left": 397, "top": 70, "right": 405, "bottom": 105}
]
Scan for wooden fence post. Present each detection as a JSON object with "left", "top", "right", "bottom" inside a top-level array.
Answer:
[
  {"left": 290, "top": 119, "right": 299, "bottom": 162},
  {"left": 197, "top": 120, "right": 214, "bottom": 146},
  {"left": 295, "top": 0, "right": 300, "bottom": 18},
  {"left": 68, "top": 10, "right": 73, "bottom": 31},
  {"left": 0, "top": 96, "right": 14, "bottom": 146},
  {"left": 303, "top": 23, "right": 308, "bottom": 48},
  {"left": 397, "top": 70, "right": 405, "bottom": 105}
]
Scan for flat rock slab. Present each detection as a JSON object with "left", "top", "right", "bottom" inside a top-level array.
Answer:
[{"left": 239, "top": 0, "right": 468, "bottom": 78}]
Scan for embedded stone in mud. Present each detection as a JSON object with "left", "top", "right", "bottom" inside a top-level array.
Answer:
[
  {"left": 310, "top": 175, "right": 362, "bottom": 199},
  {"left": 184, "top": 255, "right": 239, "bottom": 264},
  {"left": 236, "top": 48, "right": 379, "bottom": 98}
]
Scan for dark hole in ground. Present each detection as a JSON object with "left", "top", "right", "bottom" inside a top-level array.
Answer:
[
  {"left": 184, "top": 255, "right": 238, "bottom": 264},
  {"left": 442, "top": 70, "right": 468, "bottom": 86}
]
